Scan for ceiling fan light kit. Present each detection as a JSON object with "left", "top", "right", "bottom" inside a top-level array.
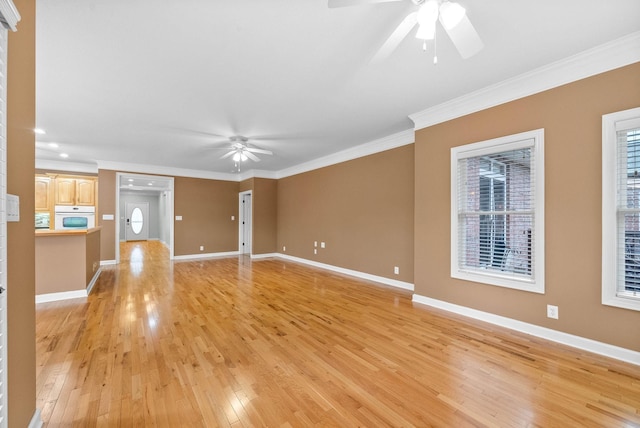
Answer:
[
  {"left": 219, "top": 135, "right": 273, "bottom": 165},
  {"left": 329, "top": 0, "right": 483, "bottom": 63}
]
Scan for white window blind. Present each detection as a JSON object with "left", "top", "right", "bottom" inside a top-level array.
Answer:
[
  {"left": 615, "top": 119, "right": 640, "bottom": 300},
  {"left": 451, "top": 129, "right": 544, "bottom": 293}
]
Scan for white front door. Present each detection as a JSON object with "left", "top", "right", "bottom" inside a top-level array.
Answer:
[{"left": 125, "top": 202, "right": 149, "bottom": 241}]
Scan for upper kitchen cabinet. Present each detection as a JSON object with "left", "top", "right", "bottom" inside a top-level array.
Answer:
[
  {"left": 76, "top": 178, "right": 96, "bottom": 205},
  {"left": 55, "top": 177, "right": 76, "bottom": 205},
  {"left": 53, "top": 175, "right": 97, "bottom": 206},
  {"left": 35, "top": 175, "right": 53, "bottom": 212}
]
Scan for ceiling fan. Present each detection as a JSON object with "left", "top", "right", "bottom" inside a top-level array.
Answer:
[
  {"left": 328, "top": 0, "right": 483, "bottom": 63},
  {"left": 220, "top": 136, "right": 273, "bottom": 163}
]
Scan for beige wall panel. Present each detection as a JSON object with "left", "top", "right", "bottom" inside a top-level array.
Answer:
[
  {"left": 414, "top": 62, "right": 640, "bottom": 352},
  {"left": 239, "top": 178, "right": 253, "bottom": 193},
  {"left": 253, "top": 178, "right": 278, "bottom": 254},
  {"left": 7, "top": 0, "right": 37, "bottom": 424},
  {"left": 98, "top": 169, "right": 117, "bottom": 261},
  {"left": 278, "top": 145, "right": 415, "bottom": 282},
  {"left": 35, "top": 236, "right": 86, "bottom": 295},
  {"left": 86, "top": 230, "right": 101, "bottom": 284},
  {"left": 174, "top": 177, "right": 239, "bottom": 255}
]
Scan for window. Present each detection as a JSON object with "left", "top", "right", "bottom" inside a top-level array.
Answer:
[
  {"left": 602, "top": 107, "right": 640, "bottom": 311},
  {"left": 451, "top": 129, "right": 545, "bottom": 293}
]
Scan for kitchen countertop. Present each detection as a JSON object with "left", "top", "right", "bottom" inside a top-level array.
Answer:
[{"left": 35, "top": 226, "right": 102, "bottom": 237}]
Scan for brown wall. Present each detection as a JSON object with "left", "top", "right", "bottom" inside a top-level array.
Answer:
[
  {"left": 174, "top": 177, "right": 238, "bottom": 256},
  {"left": 252, "top": 178, "right": 278, "bottom": 254},
  {"left": 35, "top": 235, "right": 86, "bottom": 295},
  {"left": 7, "top": 0, "right": 37, "bottom": 425},
  {"left": 86, "top": 229, "right": 101, "bottom": 285},
  {"left": 98, "top": 169, "right": 117, "bottom": 260},
  {"left": 415, "top": 62, "right": 640, "bottom": 352},
  {"left": 278, "top": 145, "right": 415, "bottom": 282},
  {"left": 98, "top": 172, "right": 240, "bottom": 260}
]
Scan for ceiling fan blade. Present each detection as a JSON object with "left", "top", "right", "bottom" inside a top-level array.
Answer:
[
  {"left": 370, "top": 11, "right": 418, "bottom": 64},
  {"left": 245, "top": 147, "right": 273, "bottom": 155},
  {"left": 220, "top": 150, "right": 236, "bottom": 160},
  {"left": 244, "top": 151, "right": 261, "bottom": 162},
  {"left": 440, "top": 15, "right": 484, "bottom": 59},
  {"left": 328, "top": 0, "right": 401, "bottom": 8}
]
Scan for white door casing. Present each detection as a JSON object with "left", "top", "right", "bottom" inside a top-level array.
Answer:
[
  {"left": 0, "top": 2, "right": 22, "bottom": 426},
  {"left": 239, "top": 191, "right": 252, "bottom": 254}
]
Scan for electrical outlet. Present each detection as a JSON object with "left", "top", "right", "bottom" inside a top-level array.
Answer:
[
  {"left": 314, "top": 249, "right": 317, "bottom": 255},
  {"left": 394, "top": 266, "right": 399, "bottom": 275},
  {"left": 314, "top": 241, "right": 317, "bottom": 247},
  {"left": 231, "top": 215, "right": 235, "bottom": 221},
  {"left": 199, "top": 245, "right": 204, "bottom": 251},
  {"left": 282, "top": 246, "right": 286, "bottom": 252},
  {"left": 547, "top": 305, "right": 559, "bottom": 319}
]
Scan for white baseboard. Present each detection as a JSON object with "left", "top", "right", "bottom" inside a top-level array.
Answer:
[
  {"left": 412, "top": 294, "right": 640, "bottom": 366},
  {"left": 36, "top": 289, "right": 88, "bottom": 304},
  {"left": 86, "top": 268, "right": 102, "bottom": 295},
  {"left": 173, "top": 251, "right": 240, "bottom": 261},
  {"left": 251, "top": 253, "right": 279, "bottom": 260},
  {"left": 276, "top": 254, "right": 414, "bottom": 291},
  {"left": 100, "top": 260, "right": 116, "bottom": 266},
  {"left": 28, "top": 408, "right": 43, "bottom": 428}
]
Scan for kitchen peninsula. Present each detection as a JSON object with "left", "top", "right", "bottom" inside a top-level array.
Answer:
[{"left": 35, "top": 227, "right": 102, "bottom": 302}]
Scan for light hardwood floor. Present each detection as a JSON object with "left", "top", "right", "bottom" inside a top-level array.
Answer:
[{"left": 36, "top": 241, "right": 640, "bottom": 427}]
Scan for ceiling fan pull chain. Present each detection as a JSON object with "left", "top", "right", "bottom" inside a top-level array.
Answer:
[{"left": 433, "top": 27, "right": 438, "bottom": 64}]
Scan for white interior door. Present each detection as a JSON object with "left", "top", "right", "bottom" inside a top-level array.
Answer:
[
  {"left": 240, "top": 192, "right": 252, "bottom": 254},
  {"left": 125, "top": 202, "right": 149, "bottom": 241}
]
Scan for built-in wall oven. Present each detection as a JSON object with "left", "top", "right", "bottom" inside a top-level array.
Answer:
[{"left": 54, "top": 205, "right": 95, "bottom": 230}]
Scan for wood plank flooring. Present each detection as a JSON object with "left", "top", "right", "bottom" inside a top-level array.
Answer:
[{"left": 36, "top": 241, "right": 640, "bottom": 427}]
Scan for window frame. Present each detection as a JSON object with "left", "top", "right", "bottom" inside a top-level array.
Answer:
[
  {"left": 451, "top": 129, "right": 545, "bottom": 293},
  {"left": 602, "top": 107, "right": 640, "bottom": 312}
]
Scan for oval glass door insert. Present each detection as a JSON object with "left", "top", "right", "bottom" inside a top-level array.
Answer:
[{"left": 131, "top": 207, "right": 144, "bottom": 234}]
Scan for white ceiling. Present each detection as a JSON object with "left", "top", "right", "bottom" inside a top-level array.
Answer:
[{"left": 35, "top": 0, "right": 640, "bottom": 177}]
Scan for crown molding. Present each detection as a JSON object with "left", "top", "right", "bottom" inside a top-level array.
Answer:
[
  {"left": 96, "top": 160, "right": 239, "bottom": 182},
  {"left": 275, "top": 129, "right": 415, "bottom": 179},
  {"left": 409, "top": 31, "right": 640, "bottom": 131},
  {"left": 36, "top": 159, "right": 99, "bottom": 174},
  {"left": 237, "top": 169, "right": 279, "bottom": 181}
]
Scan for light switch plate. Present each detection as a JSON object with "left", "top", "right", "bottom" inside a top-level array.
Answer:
[
  {"left": 102, "top": 214, "right": 114, "bottom": 220},
  {"left": 175, "top": 215, "right": 183, "bottom": 221},
  {"left": 7, "top": 194, "right": 19, "bottom": 222}
]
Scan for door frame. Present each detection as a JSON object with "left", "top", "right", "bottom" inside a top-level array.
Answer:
[
  {"left": 115, "top": 172, "right": 174, "bottom": 263},
  {"left": 238, "top": 190, "right": 252, "bottom": 255}
]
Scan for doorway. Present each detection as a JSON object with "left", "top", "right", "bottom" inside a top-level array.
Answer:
[
  {"left": 239, "top": 191, "right": 252, "bottom": 255},
  {"left": 116, "top": 173, "right": 174, "bottom": 263},
  {"left": 125, "top": 202, "right": 150, "bottom": 241}
]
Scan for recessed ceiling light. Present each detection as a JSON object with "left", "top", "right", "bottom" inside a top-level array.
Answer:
[
  {"left": 148, "top": 182, "right": 153, "bottom": 186},
  {"left": 128, "top": 178, "right": 134, "bottom": 182},
  {"left": 128, "top": 184, "right": 133, "bottom": 187},
  {"left": 48, "top": 142, "right": 59, "bottom": 148},
  {"left": 59, "top": 153, "right": 69, "bottom": 158},
  {"left": 34, "top": 128, "right": 46, "bottom": 135}
]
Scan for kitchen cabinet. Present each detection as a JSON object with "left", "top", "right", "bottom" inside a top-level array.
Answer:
[
  {"left": 35, "top": 175, "right": 53, "bottom": 212},
  {"left": 54, "top": 176, "right": 97, "bottom": 206}
]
